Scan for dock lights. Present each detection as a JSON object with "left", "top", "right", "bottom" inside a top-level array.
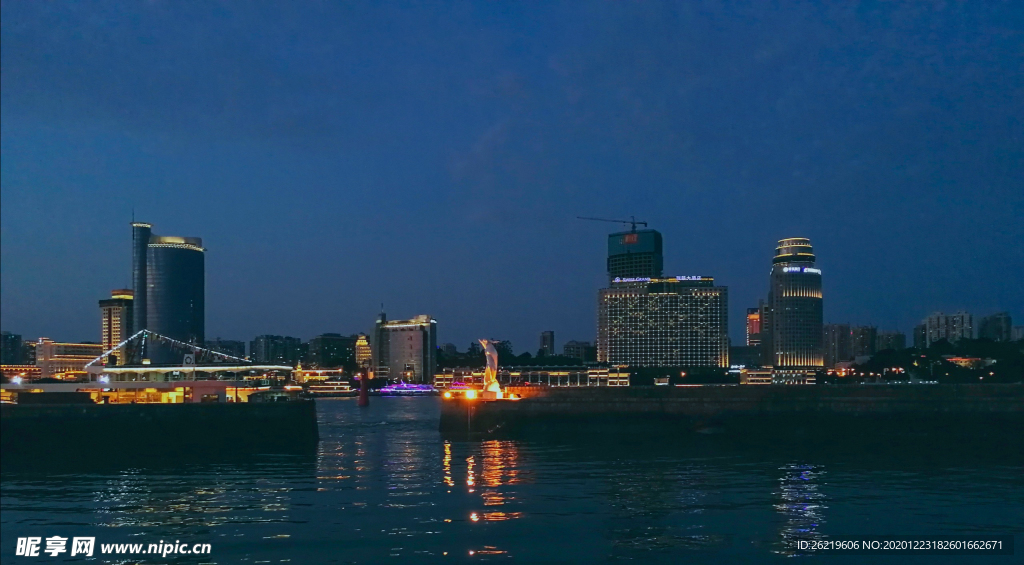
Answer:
[
  {"left": 443, "top": 391, "right": 452, "bottom": 398},
  {"left": 10, "top": 376, "right": 23, "bottom": 385},
  {"left": 465, "top": 390, "right": 477, "bottom": 400}
]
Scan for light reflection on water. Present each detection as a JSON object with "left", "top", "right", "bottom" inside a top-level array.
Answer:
[{"left": 2, "top": 397, "right": 1022, "bottom": 563}]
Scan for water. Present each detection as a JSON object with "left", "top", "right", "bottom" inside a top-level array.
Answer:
[{"left": 2, "top": 397, "right": 1021, "bottom": 563}]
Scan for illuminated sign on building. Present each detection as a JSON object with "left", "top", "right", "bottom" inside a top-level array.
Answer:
[
  {"left": 783, "top": 267, "right": 822, "bottom": 275},
  {"left": 612, "top": 277, "right": 651, "bottom": 283},
  {"left": 622, "top": 233, "right": 638, "bottom": 244},
  {"left": 675, "top": 276, "right": 705, "bottom": 281}
]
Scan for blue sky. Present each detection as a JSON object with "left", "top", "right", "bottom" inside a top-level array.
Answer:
[{"left": 2, "top": 1, "right": 1022, "bottom": 350}]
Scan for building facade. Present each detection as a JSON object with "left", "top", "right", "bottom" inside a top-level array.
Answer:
[
  {"left": 1, "top": 331, "right": 23, "bottom": 365},
  {"left": 823, "top": 324, "right": 852, "bottom": 368},
  {"left": 132, "top": 222, "right": 205, "bottom": 362},
  {"left": 355, "top": 334, "right": 372, "bottom": 366},
  {"left": 563, "top": 340, "right": 596, "bottom": 363},
  {"left": 598, "top": 276, "right": 729, "bottom": 368},
  {"left": 923, "top": 311, "right": 974, "bottom": 346},
  {"left": 99, "top": 289, "right": 134, "bottom": 364},
  {"left": 746, "top": 306, "right": 762, "bottom": 347},
  {"left": 979, "top": 312, "right": 1012, "bottom": 342},
  {"left": 34, "top": 338, "right": 105, "bottom": 380},
  {"left": 763, "top": 238, "right": 824, "bottom": 369},
  {"left": 876, "top": 331, "right": 907, "bottom": 352},
  {"left": 372, "top": 313, "right": 437, "bottom": 383},
  {"left": 539, "top": 331, "right": 555, "bottom": 357},
  {"left": 307, "top": 333, "right": 357, "bottom": 368},
  {"left": 249, "top": 335, "right": 304, "bottom": 366},
  {"left": 851, "top": 326, "right": 877, "bottom": 358},
  {"left": 607, "top": 229, "right": 663, "bottom": 282}
]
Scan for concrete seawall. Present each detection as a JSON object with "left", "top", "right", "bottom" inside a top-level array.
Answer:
[
  {"left": 1, "top": 400, "right": 319, "bottom": 456},
  {"left": 440, "top": 385, "right": 1024, "bottom": 438}
]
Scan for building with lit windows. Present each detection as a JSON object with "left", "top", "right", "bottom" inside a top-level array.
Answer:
[
  {"left": 763, "top": 238, "right": 824, "bottom": 371},
  {"left": 876, "top": 331, "right": 907, "bottom": 352},
  {"left": 131, "top": 222, "right": 205, "bottom": 363},
  {"left": 539, "top": 331, "right": 555, "bottom": 356},
  {"left": 34, "top": 338, "right": 105, "bottom": 380},
  {"left": 372, "top": 313, "right": 437, "bottom": 383},
  {"left": 355, "top": 334, "right": 372, "bottom": 366},
  {"left": 205, "top": 338, "right": 246, "bottom": 359},
  {"left": 979, "top": 312, "right": 1012, "bottom": 342},
  {"left": 307, "top": 333, "right": 357, "bottom": 368},
  {"left": 1, "top": 331, "right": 23, "bottom": 365},
  {"left": 746, "top": 306, "right": 762, "bottom": 347},
  {"left": 249, "top": 335, "right": 304, "bottom": 366},
  {"left": 563, "top": 340, "right": 596, "bottom": 363},
  {"left": 851, "top": 326, "right": 877, "bottom": 358},
  {"left": 923, "top": 311, "right": 974, "bottom": 346},
  {"left": 823, "top": 324, "right": 851, "bottom": 368},
  {"left": 607, "top": 229, "right": 663, "bottom": 283},
  {"left": 597, "top": 276, "right": 729, "bottom": 368},
  {"left": 99, "top": 289, "right": 134, "bottom": 364}
]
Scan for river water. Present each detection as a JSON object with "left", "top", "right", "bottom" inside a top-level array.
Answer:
[{"left": 2, "top": 397, "right": 1020, "bottom": 563}]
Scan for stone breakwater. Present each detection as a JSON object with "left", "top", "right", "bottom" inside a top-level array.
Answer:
[{"left": 440, "top": 384, "right": 1024, "bottom": 437}]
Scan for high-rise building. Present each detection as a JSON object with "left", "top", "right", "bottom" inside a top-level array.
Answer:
[
  {"left": 1013, "top": 326, "right": 1024, "bottom": 342},
  {"left": 979, "top": 312, "right": 1013, "bottom": 342},
  {"left": 249, "top": 335, "right": 304, "bottom": 366},
  {"left": 205, "top": 338, "right": 246, "bottom": 359},
  {"left": 131, "top": 222, "right": 205, "bottom": 362},
  {"left": 914, "top": 324, "right": 928, "bottom": 349},
  {"left": 539, "top": 331, "right": 555, "bottom": 357},
  {"left": 851, "top": 326, "right": 877, "bottom": 358},
  {"left": 99, "top": 289, "right": 134, "bottom": 364},
  {"left": 598, "top": 276, "right": 729, "bottom": 368},
  {"left": 307, "top": 333, "right": 357, "bottom": 368},
  {"left": 746, "top": 306, "right": 762, "bottom": 347},
  {"left": 876, "top": 331, "right": 907, "bottom": 352},
  {"left": 372, "top": 313, "right": 437, "bottom": 383},
  {"left": 1, "top": 331, "right": 23, "bottom": 365},
  {"left": 563, "top": 340, "right": 596, "bottom": 363},
  {"left": 823, "top": 324, "right": 852, "bottom": 368},
  {"left": 607, "top": 229, "right": 663, "bottom": 283},
  {"left": 923, "top": 311, "right": 974, "bottom": 346},
  {"left": 34, "top": 338, "right": 105, "bottom": 380},
  {"left": 355, "top": 334, "right": 372, "bottom": 366},
  {"left": 763, "top": 238, "right": 824, "bottom": 369}
]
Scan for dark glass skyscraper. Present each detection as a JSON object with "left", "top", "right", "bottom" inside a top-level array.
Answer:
[
  {"left": 764, "top": 238, "right": 823, "bottom": 369},
  {"left": 607, "top": 229, "right": 663, "bottom": 282},
  {"left": 131, "top": 222, "right": 205, "bottom": 362}
]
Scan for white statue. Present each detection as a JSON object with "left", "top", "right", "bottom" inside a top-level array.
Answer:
[{"left": 478, "top": 339, "right": 504, "bottom": 398}]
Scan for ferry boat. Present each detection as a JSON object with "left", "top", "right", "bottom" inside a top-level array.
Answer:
[
  {"left": 377, "top": 382, "right": 440, "bottom": 397},
  {"left": 305, "top": 379, "right": 357, "bottom": 398}
]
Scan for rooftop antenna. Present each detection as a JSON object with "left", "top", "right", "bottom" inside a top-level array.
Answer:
[{"left": 577, "top": 216, "right": 648, "bottom": 232}]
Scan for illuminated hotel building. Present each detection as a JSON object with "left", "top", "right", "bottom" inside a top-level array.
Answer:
[
  {"left": 99, "top": 289, "right": 134, "bottom": 364},
  {"left": 34, "top": 338, "right": 105, "bottom": 380},
  {"left": 372, "top": 312, "right": 438, "bottom": 383},
  {"left": 132, "top": 222, "right": 205, "bottom": 362},
  {"left": 597, "top": 276, "right": 729, "bottom": 368},
  {"left": 355, "top": 334, "right": 372, "bottom": 366},
  {"left": 764, "top": 238, "right": 823, "bottom": 370},
  {"left": 607, "top": 229, "right": 663, "bottom": 282}
]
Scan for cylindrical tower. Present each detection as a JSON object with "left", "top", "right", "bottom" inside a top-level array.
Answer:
[
  {"left": 146, "top": 236, "right": 205, "bottom": 361},
  {"left": 767, "top": 238, "right": 823, "bottom": 369},
  {"left": 131, "top": 222, "right": 152, "bottom": 335}
]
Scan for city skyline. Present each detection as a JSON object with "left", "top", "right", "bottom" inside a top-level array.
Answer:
[{"left": 2, "top": 2, "right": 1022, "bottom": 350}]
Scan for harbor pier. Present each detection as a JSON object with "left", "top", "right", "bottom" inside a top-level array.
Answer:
[{"left": 440, "top": 384, "right": 1024, "bottom": 439}]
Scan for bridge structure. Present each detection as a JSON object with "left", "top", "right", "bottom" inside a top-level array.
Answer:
[{"left": 2, "top": 330, "right": 293, "bottom": 404}]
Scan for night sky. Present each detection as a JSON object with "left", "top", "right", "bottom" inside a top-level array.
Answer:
[{"left": 2, "top": 1, "right": 1022, "bottom": 351}]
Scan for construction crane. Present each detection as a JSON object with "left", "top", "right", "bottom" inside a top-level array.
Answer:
[{"left": 577, "top": 216, "right": 648, "bottom": 232}]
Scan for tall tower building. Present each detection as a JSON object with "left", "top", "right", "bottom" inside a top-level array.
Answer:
[
  {"left": 131, "top": 222, "right": 205, "bottom": 362},
  {"left": 99, "top": 289, "right": 134, "bottom": 364},
  {"left": 979, "top": 312, "right": 1012, "bottom": 342},
  {"left": 764, "top": 238, "right": 823, "bottom": 370},
  {"left": 539, "top": 331, "right": 555, "bottom": 357},
  {"left": 607, "top": 229, "right": 663, "bottom": 282},
  {"left": 372, "top": 313, "right": 437, "bottom": 383},
  {"left": 746, "top": 306, "right": 762, "bottom": 347}
]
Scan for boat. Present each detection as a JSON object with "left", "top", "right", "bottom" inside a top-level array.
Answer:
[
  {"left": 305, "top": 379, "right": 357, "bottom": 398},
  {"left": 377, "top": 382, "right": 440, "bottom": 397}
]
